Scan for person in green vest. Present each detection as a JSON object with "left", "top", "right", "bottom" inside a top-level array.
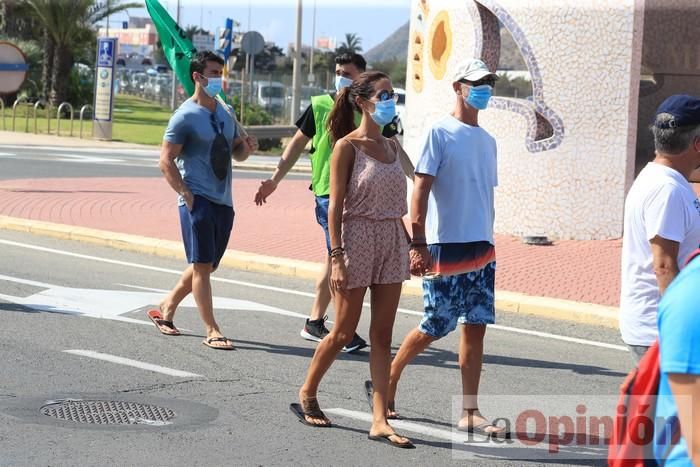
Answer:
[{"left": 254, "top": 53, "right": 413, "bottom": 353}]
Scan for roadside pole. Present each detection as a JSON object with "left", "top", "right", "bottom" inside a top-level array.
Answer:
[{"left": 290, "top": 0, "right": 303, "bottom": 124}]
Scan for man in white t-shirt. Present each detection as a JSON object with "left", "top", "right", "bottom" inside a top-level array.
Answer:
[
  {"left": 620, "top": 94, "right": 700, "bottom": 363},
  {"left": 369, "top": 58, "right": 507, "bottom": 437}
]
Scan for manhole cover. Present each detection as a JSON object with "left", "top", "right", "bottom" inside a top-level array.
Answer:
[{"left": 40, "top": 399, "right": 175, "bottom": 425}]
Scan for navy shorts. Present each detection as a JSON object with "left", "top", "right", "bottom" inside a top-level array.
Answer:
[
  {"left": 314, "top": 195, "right": 331, "bottom": 253},
  {"left": 179, "top": 195, "right": 234, "bottom": 269}
]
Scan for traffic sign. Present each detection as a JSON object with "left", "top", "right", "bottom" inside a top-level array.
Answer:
[
  {"left": 93, "top": 37, "right": 117, "bottom": 140},
  {"left": 241, "top": 31, "right": 265, "bottom": 55},
  {"left": 0, "top": 41, "right": 28, "bottom": 94}
]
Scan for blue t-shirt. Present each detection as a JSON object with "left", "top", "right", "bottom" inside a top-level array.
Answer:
[
  {"left": 655, "top": 254, "right": 700, "bottom": 465},
  {"left": 414, "top": 115, "right": 498, "bottom": 245},
  {"left": 163, "top": 98, "right": 238, "bottom": 207}
]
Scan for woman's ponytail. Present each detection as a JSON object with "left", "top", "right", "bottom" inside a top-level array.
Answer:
[{"left": 327, "top": 86, "right": 356, "bottom": 144}]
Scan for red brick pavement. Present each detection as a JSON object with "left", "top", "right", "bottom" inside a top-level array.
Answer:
[{"left": 0, "top": 177, "right": 623, "bottom": 307}]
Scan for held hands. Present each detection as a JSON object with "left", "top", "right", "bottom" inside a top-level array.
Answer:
[
  {"left": 254, "top": 179, "right": 278, "bottom": 205},
  {"left": 409, "top": 246, "right": 433, "bottom": 276}
]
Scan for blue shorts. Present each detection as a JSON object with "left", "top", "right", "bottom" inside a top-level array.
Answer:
[
  {"left": 314, "top": 195, "right": 331, "bottom": 253},
  {"left": 179, "top": 195, "right": 234, "bottom": 269},
  {"left": 418, "top": 261, "right": 496, "bottom": 339}
]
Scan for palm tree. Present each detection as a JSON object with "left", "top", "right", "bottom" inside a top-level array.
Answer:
[
  {"left": 335, "top": 33, "right": 363, "bottom": 55},
  {"left": 184, "top": 25, "right": 210, "bottom": 41},
  {"left": 21, "top": 0, "right": 139, "bottom": 106}
]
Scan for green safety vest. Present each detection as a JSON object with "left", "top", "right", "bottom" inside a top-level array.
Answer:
[{"left": 309, "top": 94, "right": 365, "bottom": 196}]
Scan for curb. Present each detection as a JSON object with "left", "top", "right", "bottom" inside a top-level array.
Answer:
[
  {"left": 234, "top": 162, "right": 312, "bottom": 174},
  {"left": 0, "top": 215, "right": 619, "bottom": 329}
]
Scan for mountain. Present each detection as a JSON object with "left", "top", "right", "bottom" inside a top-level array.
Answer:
[
  {"left": 365, "top": 22, "right": 410, "bottom": 63},
  {"left": 364, "top": 21, "right": 526, "bottom": 71}
]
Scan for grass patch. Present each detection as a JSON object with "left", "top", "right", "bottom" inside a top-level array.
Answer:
[{"left": 1, "top": 95, "right": 284, "bottom": 153}]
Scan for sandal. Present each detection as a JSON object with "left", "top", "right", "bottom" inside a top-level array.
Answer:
[
  {"left": 202, "top": 337, "right": 234, "bottom": 350},
  {"left": 290, "top": 398, "right": 332, "bottom": 427},
  {"left": 368, "top": 432, "right": 415, "bottom": 449},
  {"left": 457, "top": 408, "right": 510, "bottom": 439},
  {"left": 146, "top": 309, "right": 180, "bottom": 336}
]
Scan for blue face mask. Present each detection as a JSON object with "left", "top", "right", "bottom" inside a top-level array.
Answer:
[
  {"left": 335, "top": 75, "right": 353, "bottom": 92},
  {"left": 202, "top": 76, "right": 222, "bottom": 98},
  {"left": 370, "top": 99, "right": 396, "bottom": 126},
  {"left": 465, "top": 84, "right": 492, "bottom": 110}
]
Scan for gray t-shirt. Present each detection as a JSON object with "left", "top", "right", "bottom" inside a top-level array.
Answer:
[{"left": 164, "top": 98, "right": 238, "bottom": 207}]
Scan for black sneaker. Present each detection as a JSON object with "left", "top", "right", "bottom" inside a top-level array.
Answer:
[
  {"left": 342, "top": 333, "right": 368, "bottom": 353},
  {"left": 300, "top": 316, "right": 330, "bottom": 342}
]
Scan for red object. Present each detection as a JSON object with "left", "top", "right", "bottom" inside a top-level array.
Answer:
[{"left": 608, "top": 341, "right": 660, "bottom": 467}]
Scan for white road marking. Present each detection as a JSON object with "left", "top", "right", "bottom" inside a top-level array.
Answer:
[
  {"left": 0, "top": 273, "right": 305, "bottom": 322},
  {"left": 63, "top": 350, "right": 202, "bottom": 377},
  {"left": 0, "top": 238, "right": 625, "bottom": 351},
  {"left": 325, "top": 408, "right": 480, "bottom": 444}
]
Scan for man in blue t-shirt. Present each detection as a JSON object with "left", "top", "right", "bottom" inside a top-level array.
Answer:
[
  {"left": 384, "top": 58, "right": 506, "bottom": 436},
  {"left": 147, "top": 51, "right": 257, "bottom": 350},
  {"left": 655, "top": 248, "right": 700, "bottom": 465}
]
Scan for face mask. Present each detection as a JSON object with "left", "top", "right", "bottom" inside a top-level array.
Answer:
[
  {"left": 201, "top": 76, "right": 222, "bottom": 98},
  {"left": 370, "top": 99, "right": 396, "bottom": 126},
  {"left": 465, "top": 84, "right": 492, "bottom": 110},
  {"left": 335, "top": 75, "right": 353, "bottom": 92}
]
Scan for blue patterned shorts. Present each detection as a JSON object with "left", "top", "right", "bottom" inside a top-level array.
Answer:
[{"left": 418, "top": 261, "right": 496, "bottom": 338}]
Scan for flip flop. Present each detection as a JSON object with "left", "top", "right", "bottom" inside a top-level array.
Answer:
[
  {"left": 457, "top": 422, "right": 510, "bottom": 439},
  {"left": 368, "top": 433, "right": 415, "bottom": 449},
  {"left": 289, "top": 401, "right": 332, "bottom": 428},
  {"left": 363, "top": 380, "right": 399, "bottom": 419},
  {"left": 146, "top": 309, "right": 180, "bottom": 336},
  {"left": 202, "top": 337, "right": 234, "bottom": 350}
]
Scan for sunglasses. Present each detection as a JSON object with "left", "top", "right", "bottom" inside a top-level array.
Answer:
[
  {"left": 373, "top": 89, "right": 399, "bottom": 103},
  {"left": 210, "top": 113, "right": 224, "bottom": 135},
  {"left": 461, "top": 76, "right": 496, "bottom": 87}
]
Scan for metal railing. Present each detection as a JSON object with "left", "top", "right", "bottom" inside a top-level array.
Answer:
[
  {"left": 32, "top": 100, "right": 46, "bottom": 134},
  {"left": 244, "top": 125, "right": 297, "bottom": 139},
  {"left": 79, "top": 105, "right": 93, "bottom": 139},
  {"left": 56, "top": 102, "right": 74, "bottom": 137},
  {"left": 12, "top": 97, "right": 30, "bottom": 132}
]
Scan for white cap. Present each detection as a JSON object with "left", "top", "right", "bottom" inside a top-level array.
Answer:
[{"left": 452, "top": 58, "right": 498, "bottom": 83}]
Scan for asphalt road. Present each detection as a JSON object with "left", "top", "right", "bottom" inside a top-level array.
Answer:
[
  {"left": 0, "top": 229, "right": 632, "bottom": 466},
  {"left": 0, "top": 144, "right": 309, "bottom": 180}
]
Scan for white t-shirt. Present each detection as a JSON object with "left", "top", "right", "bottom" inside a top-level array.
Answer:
[
  {"left": 620, "top": 162, "right": 700, "bottom": 346},
  {"left": 414, "top": 115, "right": 498, "bottom": 244}
]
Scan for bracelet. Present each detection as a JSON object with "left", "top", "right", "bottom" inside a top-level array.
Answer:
[
  {"left": 329, "top": 247, "right": 345, "bottom": 258},
  {"left": 410, "top": 242, "right": 427, "bottom": 248}
]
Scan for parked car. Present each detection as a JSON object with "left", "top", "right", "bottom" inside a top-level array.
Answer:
[
  {"left": 394, "top": 87, "right": 406, "bottom": 135},
  {"left": 254, "top": 81, "right": 286, "bottom": 114}
]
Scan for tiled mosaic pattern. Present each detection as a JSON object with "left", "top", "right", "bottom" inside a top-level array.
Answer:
[{"left": 405, "top": 0, "right": 644, "bottom": 240}]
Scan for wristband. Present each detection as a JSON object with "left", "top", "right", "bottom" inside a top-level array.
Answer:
[{"left": 410, "top": 242, "right": 427, "bottom": 248}]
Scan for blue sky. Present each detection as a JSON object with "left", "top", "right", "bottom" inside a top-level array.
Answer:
[{"left": 108, "top": 0, "right": 410, "bottom": 53}]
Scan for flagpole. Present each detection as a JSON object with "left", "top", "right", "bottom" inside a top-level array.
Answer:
[{"left": 170, "top": 0, "right": 181, "bottom": 110}]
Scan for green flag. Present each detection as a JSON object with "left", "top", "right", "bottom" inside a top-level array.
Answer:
[
  {"left": 145, "top": 0, "right": 196, "bottom": 96},
  {"left": 145, "top": 0, "right": 244, "bottom": 135}
]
